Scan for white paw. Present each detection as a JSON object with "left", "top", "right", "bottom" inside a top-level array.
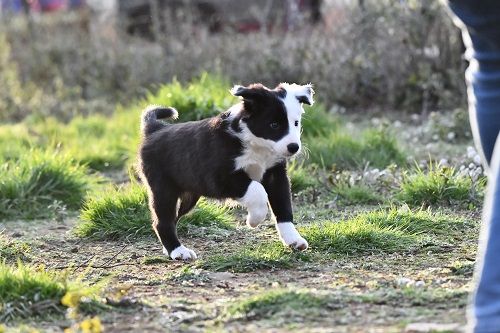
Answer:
[
  {"left": 246, "top": 205, "right": 268, "bottom": 228},
  {"left": 238, "top": 181, "right": 269, "bottom": 228},
  {"left": 166, "top": 245, "right": 198, "bottom": 261},
  {"left": 276, "top": 222, "right": 309, "bottom": 251}
]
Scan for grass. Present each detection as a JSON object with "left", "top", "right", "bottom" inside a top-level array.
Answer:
[
  {"left": 301, "top": 220, "right": 420, "bottom": 255},
  {"left": 288, "top": 162, "right": 318, "bottom": 193},
  {"left": 0, "top": 72, "right": 376, "bottom": 175},
  {"left": 199, "top": 242, "right": 310, "bottom": 273},
  {"left": 77, "top": 183, "right": 235, "bottom": 239},
  {"left": 299, "top": 207, "right": 469, "bottom": 256},
  {"left": 0, "top": 150, "right": 91, "bottom": 220},
  {"left": 361, "top": 207, "right": 473, "bottom": 236},
  {"left": 398, "top": 162, "right": 483, "bottom": 207},
  {"left": 177, "top": 198, "right": 234, "bottom": 235},
  {"left": 227, "top": 289, "right": 330, "bottom": 319},
  {"left": 301, "top": 104, "right": 341, "bottom": 138},
  {"left": 306, "top": 127, "right": 405, "bottom": 169},
  {"left": 0, "top": 262, "right": 101, "bottom": 321},
  {"left": 0, "top": 124, "right": 33, "bottom": 163},
  {"left": 167, "top": 266, "right": 211, "bottom": 284},
  {"left": 224, "top": 286, "right": 468, "bottom": 323},
  {"left": 139, "top": 73, "right": 236, "bottom": 122},
  {"left": 76, "top": 183, "right": 151, "bottom": 239},
  {"left": 359, "top": 287, "right": 469, "bottom": 308},
  {"left": 330, "top": 182, "right": 381, "bottom": 205},
  {"left": 0, "top": 234, "right": 31, "bottom": 263},
  {"left": 449, "top": 260, "right": 475, "bottom": 277},
  {"left": 200, "top": 207, "right": 466, "bottom": 272},
  {"left": 0, "top": 74, "right": 237, "bottom": 171}
]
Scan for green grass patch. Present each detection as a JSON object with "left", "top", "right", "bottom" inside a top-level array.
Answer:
[
  {"left": 330, "top": 181, "right": 380, "bottom": 205},
  {"left": 177, "top": 198, "right": 234, "bottom": 235},
  {"left": 0, "top": 234, "right": 30, "bottom": 263},
  {"left": 225, "top": 287, "right": 467, "bottom": 322},
  {"left": 167, "top": 266, "right": 211, "bottom": 284},
  {"left": 449, "top": 260, "right": 474, "bottom": 277},
  {"left": 288, "top": 162, "right": 318, "bottom": 193},
  {"left": 227, "top": 289, "right": 329, "bottom": 320},
  {"left": 0, "top": 262, "right": 102, "bottom": 321},
  {"left": 76, "top": 183, "right": 151, "bottom": 239},
  {"left": 77, "top": 184, "right": 234, "bottom": 239},
  {"left": 300, "top": 220, "right": 419, "bottom": 255},
  {"left": 0, "top": 150, "right": 91, "bottom": 220},
  {"left": 0, "top": 74, "right": 236, "bottom": 171},
  {"left": 306, "top": 128, "right": 405, "bottom": 169},
  {"left": 298, "top": 207, "right": 468, "bottom": 255},
  {"left": 139, "top": 73, "right": 236, "bottom": 122},
  {"left": 301, "top": 104, "right": 341, "bottom": 138},
  {"left": 0, "top": 125, "right": 33, "bottom": 163},
  {"left": 360, "top": 287, "right": 469, "bottom": 308},
  {"left": 199, "top": 242, "right": 310, "bottom": 273},
  {"left": 142, "top": 256, "right": 170, "bottom": 265},
  {"left": 398, "top": 162, "right": 483, "bottom": 207},
  {"left": 30, "top": 114, "right": 138, "bottom": 171},
  {"left": 361, "top": 207, "right": 472, "bottom": 236}
]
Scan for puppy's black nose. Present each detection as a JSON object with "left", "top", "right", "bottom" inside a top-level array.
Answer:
[{"left": 287, "top": 143, "right": 300, "bottom": 154}]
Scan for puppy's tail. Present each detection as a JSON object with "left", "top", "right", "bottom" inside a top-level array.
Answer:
[{"left": 141, "top": 105, "right": 179, "bottom": 136}]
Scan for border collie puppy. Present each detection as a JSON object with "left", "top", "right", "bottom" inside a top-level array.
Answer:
[{"left": 138, "top": 83, "right": 314, "bottom": 260}]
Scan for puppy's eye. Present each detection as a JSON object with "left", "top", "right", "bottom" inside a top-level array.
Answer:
[
  {"left": 270, "top": 122, "right": 279, "bottom": 129},
  {"left": 294, "top": 121, "right": 299, "bottom": 127}
]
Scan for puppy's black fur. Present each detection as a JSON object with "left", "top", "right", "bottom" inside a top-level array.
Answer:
[{"left": 138, "top": 85, "right": 296, "bottom": 255}]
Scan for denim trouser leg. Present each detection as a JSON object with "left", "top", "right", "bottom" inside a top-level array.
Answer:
[
  {"left": 448, "top": 1, "right": 500, "bottom": 332},
  {"left": 474, "top": 138, "right": 500, "bottom": 332}
]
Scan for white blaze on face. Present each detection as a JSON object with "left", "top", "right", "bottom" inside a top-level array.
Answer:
[{"left": 275, "top": 83, "right": 314, "bottom": 156}]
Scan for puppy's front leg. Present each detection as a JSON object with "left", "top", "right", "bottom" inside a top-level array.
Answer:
[
  {"left": 237, "top": 180, "right": 269, "bottom": 228},
  {"left": 262, "top": 163, "right": 308, "bottom": 250}
]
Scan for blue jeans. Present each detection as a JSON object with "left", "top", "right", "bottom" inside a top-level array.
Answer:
[{"left": 449, "top": 1, "right": 500, "bottom": 332}]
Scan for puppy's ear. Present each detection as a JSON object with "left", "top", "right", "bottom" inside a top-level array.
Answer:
[
  {"left": 230, "top": 85, "right": 246, "bottom": 97},
  {"left": 296, "top": 84, "right": 314, "bottom": 106},
  {"left": 230, "top": 84, "right": 266, "bottom": 101}
]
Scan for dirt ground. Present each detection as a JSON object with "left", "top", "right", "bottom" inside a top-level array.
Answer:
[{"left": 1, "top": 200, "right": 479, "bottom": 332}]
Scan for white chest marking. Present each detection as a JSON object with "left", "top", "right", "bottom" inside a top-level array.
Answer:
[
  {"left": 233, "top": 125, "right": 283, "bottom": 181},
  {"left": 235, "top": 146, "right": 281, "bottom": 181}
]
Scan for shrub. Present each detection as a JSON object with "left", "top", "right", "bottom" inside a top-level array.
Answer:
[{"left": 2, "top": 1, "right": 463, "bottom": 122}]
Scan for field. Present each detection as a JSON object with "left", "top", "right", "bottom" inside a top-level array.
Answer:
[
  {"left": 0, "top": 2, "right": 483, "bottom": 332},
  {"left": 0, "top": 73, "right": 484, "bottom": 332}
]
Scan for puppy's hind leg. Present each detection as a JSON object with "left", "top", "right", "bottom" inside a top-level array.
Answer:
[
  {"left": 177, "top": 192, "right": 200, "bottom": 222},
  {"left": 148, "top": 184, "right": 197, "bottom": 260}
]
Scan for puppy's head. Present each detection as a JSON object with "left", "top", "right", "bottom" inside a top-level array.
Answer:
[{"left": 231, "top": 83, "right": 314, "bottom": 158}]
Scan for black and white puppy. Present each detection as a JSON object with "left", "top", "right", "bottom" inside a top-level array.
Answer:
[{"left": 138, "top": 83, "right": 314, "bottom": 260}]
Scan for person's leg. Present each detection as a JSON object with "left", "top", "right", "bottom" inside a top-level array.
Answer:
[
  {"left": 473, "top": 139, "right": 500, "bottom": 332},
  {"left": 447, "top": 1, "right": 500, "bottom": 332},
  {"left": 448, "top": 0, "right": 500, "bottom": 166}
]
